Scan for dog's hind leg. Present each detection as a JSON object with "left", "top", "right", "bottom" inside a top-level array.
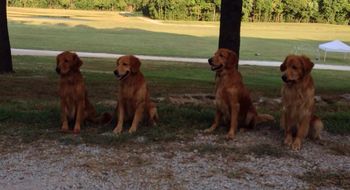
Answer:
[
  {"left": 148, "top": 102, "right": 158, "bottom": 126},
  {"left": 309, "top": 115, "right": 323, "bottom": 140},
  {"left": 245, "top": 111, "right": 256, "bottom": 129},
  {"left": 204, "top": 110, "right": 222, "bottom": 133}
]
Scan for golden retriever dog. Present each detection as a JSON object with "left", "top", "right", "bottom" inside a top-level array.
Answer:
[
  {"left": 204, "top": 48, "right": 274, "bottom": 139},
  {"left": 280, "top": 55, "right": 323, "bottom": 150},
  {"left": 56, "top": 51, "right": 111, "bottom": 134},
  {"left": 113, "top": 55, "right": 158, "bottom": 134}
]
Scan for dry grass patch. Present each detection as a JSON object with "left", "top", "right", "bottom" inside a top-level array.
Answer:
[
  {"left": 326, "top": 142, "right": 350, "bottom": 156},
  {"left": 226, "top": 167, "right": 254, "bottom": 179},
  {"left": 245, "top": 144, "right": 294, "bottom": 158},
  {"left": 299, "top": 169, "right": 350, "bottom": 189}
]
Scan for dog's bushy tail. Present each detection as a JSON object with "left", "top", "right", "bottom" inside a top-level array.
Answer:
[
  {"left": 309, "top": 115, "right": 323, "bottom": 140},
  {"left": 89, "top": 112, "right": 113, "bottom": 125},
  {"left": 256, "top": 114, "right": 275, "bottom": 124}
]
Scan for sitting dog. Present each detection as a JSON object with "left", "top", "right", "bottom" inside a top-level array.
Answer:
[
  {"left": 113, "top": 55, "right": 158, "bottom": 134},
  {"left": 280, "top": 55, "right": 323, "bottom": 150},
  {"left": 56, "top": 51, "right": 111, "bottom": 133},
  {"left": 204, "top": 48, "right": 274, "bottom": 139}
]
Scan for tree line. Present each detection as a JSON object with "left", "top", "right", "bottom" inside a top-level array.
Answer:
[{"left": 8, "top": 0, "right": 350, "bottom": 24}]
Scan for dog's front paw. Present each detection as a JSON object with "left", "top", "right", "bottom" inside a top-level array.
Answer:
[
  {"left": 73, "top": 128, "right": 80, "bottom": 134},
  {"left": 60, "top": 123, "right": 69, "bottom": 133},
  {"left": 204, "top": 125, "right": 216, "bottom": 133},
  {"left": 284, "top": 135, "right": 293, "bottom": 146},
  {"left": 291, "top": 139, "right": 302, "bottom": 151},
  {"left": 225, "top": 132, "right": 235, "bottom": 140},
  {"left": 204, "top": 128, "right": 213, "bottom": 133},
  {"left": 60, "top": 128, "right": 69, "bottom": 133},
  {"left": 128, "top": 127, "right": 137, "bottom": 134},
  {"left": 113, "top": 125, "right": 123, "bottom": 134}
]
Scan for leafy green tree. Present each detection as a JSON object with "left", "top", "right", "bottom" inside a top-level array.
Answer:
[
  {"left": 242, "top": 0, "right": 253, "bottom": 21},
  {"left": 253, "top": 0, "right": 271, "bottom": 21},
  {"left": 318, "top": 0, "right": 335, "bottom": 23},
  {"left": 59, "top": 0, "right": 71, "bottom": 9},
  {"left": 272, "top": 0, "right": 284, "bottom": 22},
  {"left": 6, "top": 0, "right": 350, "bottom": 24},
  {"left": 333, "top": 0, "right": 350, "bottom": 24}
]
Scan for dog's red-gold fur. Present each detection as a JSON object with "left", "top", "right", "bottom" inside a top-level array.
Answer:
[
  {"left": 56, "top": 51, "right": 111, "bottom": 133},
  {"left": 204, "top": 48, "right": 274, "bottom": 139},
  {"left": 280, "top": 55, "right": 323, "bottom": 150},
  {"left": 113, "top": 55, "right": 158, "bottom": 134}
]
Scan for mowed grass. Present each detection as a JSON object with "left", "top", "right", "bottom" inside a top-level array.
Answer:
[
  {"left": 0, "top": 55, "right": 349, "bottom": 146},
  {"left": 8, "top": 7, "right": 350, "bottom": 64}
]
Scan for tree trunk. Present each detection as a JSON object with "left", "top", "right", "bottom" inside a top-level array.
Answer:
[
  {"left": 0, "top": 0, "right": 13, "bottom": 73},
  {"left": 218, "top": 0, "right": 242, "bottom": 67}
]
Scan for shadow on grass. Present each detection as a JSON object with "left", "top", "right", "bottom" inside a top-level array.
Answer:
[
  {"left": 8, "top": 20, "right": 350, "bottom": 64},
  {"left": 319, "top": 111, "right": 350, "bottom": 135},
  {"left": 0, "top": 101, "right": 214, "bottom": 146}
]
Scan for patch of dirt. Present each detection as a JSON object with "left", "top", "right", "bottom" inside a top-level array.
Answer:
[
  {"left": 165, "top": 94, "right": 350, "bottom": 110},
  {"left": 168, "top": 94, "right": 215, "bottom": 105}
]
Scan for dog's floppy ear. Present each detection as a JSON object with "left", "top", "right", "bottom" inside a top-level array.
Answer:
[
  {"left": 56, "top": 54, "right": 60, "bottom": 65},
  {"left": 56, "top": 52, "right": 65, "bottom": 65},
  {"left": 280, "top": 56, "right": 289, "bottom": 72},
  {"left": 300, "top": 55, "right": 314, "bottom": 75},
  {"left": 226, "top": 50, "right": 238, "bottom": 70},
  {"left": 72, "top": 52, "right": 83, "bottom": 69},
  {"left": 130, "top": 56, "right": 141, "bottom": 74}
]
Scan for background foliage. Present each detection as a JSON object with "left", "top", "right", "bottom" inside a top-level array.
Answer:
[{"left": 8, "top": 0, "right": 350, "bottom": 24}]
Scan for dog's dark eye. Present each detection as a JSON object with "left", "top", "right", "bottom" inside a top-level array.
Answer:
[
  {"left": 292, "top": 65, "right": 297, "bottom": 70},
  {"left": 123, "top": 63, "right": 127, "bottom": 66}
]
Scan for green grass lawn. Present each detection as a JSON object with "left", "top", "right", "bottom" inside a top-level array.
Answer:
[
  {"left": 8, "top": 7, "right": 350, "bottom": 65},
  {"left": 0, "top": 56, "right": 349, "bottom": 145}
]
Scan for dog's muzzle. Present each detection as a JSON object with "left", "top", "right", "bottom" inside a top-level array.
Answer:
[
  {"left": 211, "top": 64, "right": 223, "bottom": 71},
  {"left": 281, "top": 75, "right": 287, "bottom": 82},
  {"left": 208, "top": 57, "right": 223, "bottom": 71},
  {"left": 114, "top": 70, "right": 130, "bottom": 80},
  {"left": 56, "top": 67, "right": 61, "bottom": 74},
  {"left": 208, "top": 58, "right": 213, "bottom": 65},
  {"left": 281, "top": 74, "right": 295, "bottom": 84}
]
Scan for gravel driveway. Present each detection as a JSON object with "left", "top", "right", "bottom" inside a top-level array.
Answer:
[{"left": 1, "top": 126, "right": 349, "bottom": 190}]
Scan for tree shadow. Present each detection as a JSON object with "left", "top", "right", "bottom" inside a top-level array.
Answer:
[{"left": 8, "top": 21, "right": 350, "bottom": 65}]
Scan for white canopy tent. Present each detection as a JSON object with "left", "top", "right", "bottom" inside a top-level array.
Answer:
[{"left": 319, "top": 40, "right": 350, "bottom": 62}]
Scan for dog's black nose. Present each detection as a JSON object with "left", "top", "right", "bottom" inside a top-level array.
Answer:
[
  {"left": 281, "top": 75, "right": 288, "bottom": 82},
  {"left": 113, "top": 70, "right": 119, "bottom": 76},
  {"left": 56, "top": 67, "right": 61, "bottom": 74},
  {"left": 208, "top": 58, "right": 213, "bottom": 65}
]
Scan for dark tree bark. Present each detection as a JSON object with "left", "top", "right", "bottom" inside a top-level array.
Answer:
[
  {"left": 219, "top": 0, "right": 242, "bottom": 66},
  {"left": 0, "top": 0, "right": 13, "bottom": 73}
]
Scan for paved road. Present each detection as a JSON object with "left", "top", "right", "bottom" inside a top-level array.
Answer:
[{"left": 12, "top": 48, "right": 350, "bottom": 71}]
